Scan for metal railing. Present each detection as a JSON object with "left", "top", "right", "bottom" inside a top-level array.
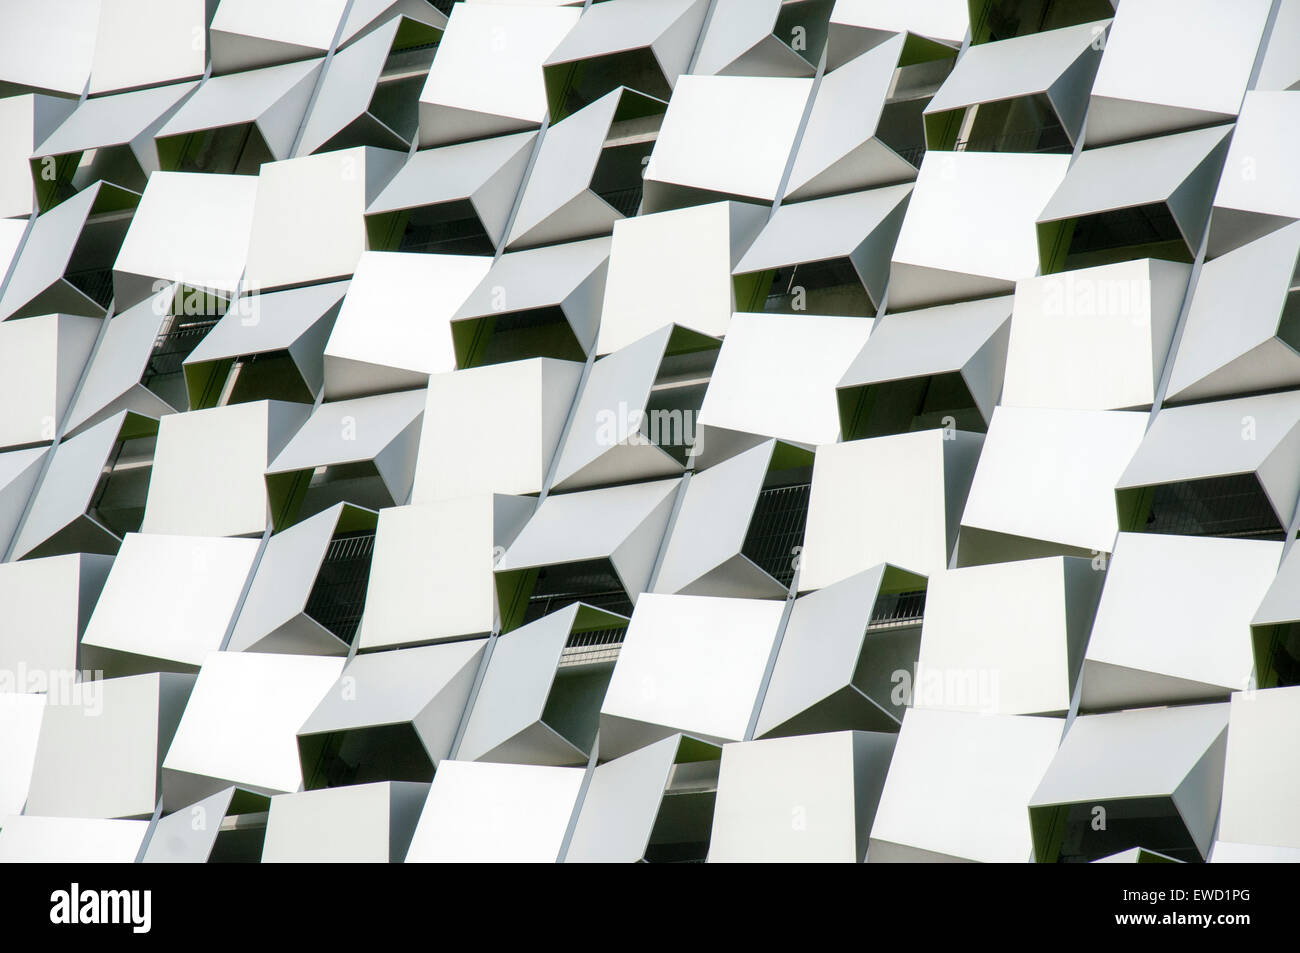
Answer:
[
  {"left": 559, "top": 627, "right": 627, "bottom": 668},
  {"left": 87, "top": 439, "right": 149, "bottom": 539},
  {"left": 598, "top": 185, "right": 643, "bottom": 217},
  {"left": 88, "top": 438, "right": 128, "bottom": 523},
  {"left": 765, "top": 258, "right": 863, "bottom": 305},
  {"left": 172, "top": 123, "right": 257, "bottom": 175},
  {"left": 380, "top": 48, "right": 437, "bottom": 83},
  {"left": 142, "top": 318, "right": 219, "bottom": 385},
  {"left": 869, "top": 589, "right": 927, "bottom": 629},
  {"left": 1143, "top": 475, "right": 1284, "bottom": 540},
  {"left": 953, "top": 124, "right": 1070, "bottom": 154},
  {"left": 523, "top": 558, "right": 636, "bottom": 624},
  {"left": 1066, "top": 202, "right": 1182, "bottom": 257},
  {"left": 524, "top": 588, "right": 634, "bottom": 625},
  {"left": 304, "top": 533, "right": 376, "bottom": 645},
  {"left": 64, "top": 268, "right": 115, "bottom": 309},
  {"left": 892, "top": 144, "right": 927, "bottom": 166},
  {"left": 742, "top": 483, "right": 812, "bottom": 588},
  {"left": 397, "top": 219, "right": 494, "bottom": 256}
]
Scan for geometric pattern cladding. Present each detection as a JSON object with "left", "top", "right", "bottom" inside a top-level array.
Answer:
[{"left": 1, "top": 0, "right": 1299, "bottom": 865}]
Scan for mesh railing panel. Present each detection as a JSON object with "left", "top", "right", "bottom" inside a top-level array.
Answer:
[
  {"left": 559, "top": 626, "right": 627, "bottom": 667},
  {"left": 869, "top": 589, "right": 927, "bottom": 628},
  {"left": 304, "top": 533, "right": 377, "bottom": 645},
  {"left": 1143, "top": 474, "right": 1283, "bottom": 540},
  {"left": 741, "top": 483, "right": 812, "bottom": 588}
]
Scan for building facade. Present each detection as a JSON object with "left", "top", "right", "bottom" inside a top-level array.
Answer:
[{"left": 0, "top": 0, "right": 1298, "bottom": 863}]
